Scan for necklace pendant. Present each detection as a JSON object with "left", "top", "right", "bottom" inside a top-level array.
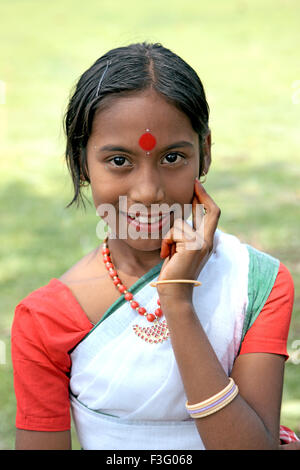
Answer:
[{"left": 133, "top": 319, "right": 170, "bottom": 344}]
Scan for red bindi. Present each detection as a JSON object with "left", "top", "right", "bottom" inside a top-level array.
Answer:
[{"left": 138, "top": 131, "right": 156, "bottom": 152}]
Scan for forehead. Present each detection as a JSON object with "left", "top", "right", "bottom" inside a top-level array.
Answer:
[{"left": 90, "top": 89, "right": 196, "bottom": 143}]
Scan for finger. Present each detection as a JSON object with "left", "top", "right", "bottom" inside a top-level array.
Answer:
[
  {"left": 160, "top": 238, "right": 172, "bottom": 258},
  {"left": 192, "top": 196, "right": 205, "bottom": 232},
  {"left": 167, "top": 221, "right": 201, "bottom": 255},
  {"left": 160, "top": 223, "right": 189, "bottom": 259},
  {"left": 193, "top": 180, "right": 221, "bottom": 239},
  {"left": 193, "top": 179, "right": 216, "bottom": 207},
  {"left": 160, "top": 227, "right": 175, "bottom": 259},
  {"left": 173, "top": 218, "right": 195, "bottom": 240},
  {"left": 192, "top": 180, "right": 208, "bottom": 231},
  {"left": 170, "top": 242, "right": 176, "bottom": 258},
  {"left": 161, "top": 215, "right": 205, "bottom": 258},
  {"left": 161, "top": 240, "right": 176, "bottom": 259},
  {"left": 172, "top": 220, "right": 204, "bottom": 252}
]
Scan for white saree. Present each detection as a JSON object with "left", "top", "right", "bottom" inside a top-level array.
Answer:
[{"left": 69, "top": 228, "right": 279, "bottom": 450}]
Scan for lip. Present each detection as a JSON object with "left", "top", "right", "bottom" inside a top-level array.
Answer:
[
  {"left": 120, "top": 211, "right": 172, "bottom": 233},
  {"left": 126, "top": 211, "right": 171, "bottom": 220}
]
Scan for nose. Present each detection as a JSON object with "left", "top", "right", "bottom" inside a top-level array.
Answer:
[{"left": 128, "top": 165, "right": 165, "bottom": 207}]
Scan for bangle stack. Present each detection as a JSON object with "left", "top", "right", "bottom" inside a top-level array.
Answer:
[{"left": 186, "top": 378, "right": 239, "bottom": 419}]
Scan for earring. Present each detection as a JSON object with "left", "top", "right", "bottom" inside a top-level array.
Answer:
[
  {"left": 79, "top": 172, "right": 89, "bottom": 187},
  {"left": 199, "top": 172, "right": 207, "bottom": 184}
]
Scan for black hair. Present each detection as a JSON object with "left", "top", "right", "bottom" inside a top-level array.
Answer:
[{"left": 64, "top": 42, "right": 210, "bottom": 209}]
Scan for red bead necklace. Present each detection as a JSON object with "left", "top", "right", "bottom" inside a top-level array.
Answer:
[{"left": 102, "top": 239, "right": 170, "bottom": 343}]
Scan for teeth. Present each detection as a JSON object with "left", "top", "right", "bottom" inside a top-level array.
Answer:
[
  {"left": 127, "top": 214, "right": 166, "bottom": 224},
  {"left": 138, "top": 216, "right": 161, "bottom": 224}
]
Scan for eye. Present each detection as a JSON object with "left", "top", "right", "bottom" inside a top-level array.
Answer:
[
  {"left": 161, "top": 152, "right": 185, "bottom": 165},
  {"left": 108, "top": 156, "right": 131, "bottom": 167}
]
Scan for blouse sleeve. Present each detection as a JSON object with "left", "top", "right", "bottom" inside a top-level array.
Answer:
[
  {"left": 11, "top": 302, "right": 72, "bottom": 431},
  {"left": 11, "top": 280, "right": 93, "bottom": 432},
  {"left": 239, "top": 262, "right": 294, "bottom": 360}
]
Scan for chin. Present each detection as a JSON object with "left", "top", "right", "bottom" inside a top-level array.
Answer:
[{"left": 120, "top": 236, "right": 163, "bottom": 252}]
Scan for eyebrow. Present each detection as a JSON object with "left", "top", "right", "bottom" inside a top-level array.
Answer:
[{"left": 99, "top": 141, "right": 194, "bottom": 153}]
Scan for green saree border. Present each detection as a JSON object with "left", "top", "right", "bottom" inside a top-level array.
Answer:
[{"left": 238, "top": 244, "right": 280, "bottom": 354}]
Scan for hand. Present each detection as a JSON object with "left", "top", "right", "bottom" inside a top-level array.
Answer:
[{"left": 157, "top": 179, "right": 221, "bottom": 302}]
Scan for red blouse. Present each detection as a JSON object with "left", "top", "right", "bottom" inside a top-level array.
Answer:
[{"left": 11, "top": 262, "right": 294, "bottom": 432}]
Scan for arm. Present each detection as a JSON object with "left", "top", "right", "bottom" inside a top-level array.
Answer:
[
  {"left": 15, "top": 430, "right": 72, "bottom": 450},
  {"left": 157, "top": 180, "right": 283, "bottom": 449},
  {"left": 11, "top": 303, "right": 74, "bottom": 450},
  {"left": 159, "top": 296, "right": 282, "bottom": 449}
]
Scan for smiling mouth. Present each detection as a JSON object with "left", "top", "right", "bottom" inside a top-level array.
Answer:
[
  {"left": 127, "top": 212, "right": 169, "bottom": 223},
  {"left": 119, "top": 211, "right": 173, "bottom": 233}
]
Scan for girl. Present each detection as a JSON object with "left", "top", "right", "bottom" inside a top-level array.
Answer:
[{"left": 11, "top": 42, "right": 299, "bottom": 450}]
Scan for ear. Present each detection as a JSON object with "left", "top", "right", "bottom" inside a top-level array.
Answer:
[
  {"left": 202, "top": 129, "right": 212, "bottom": 175},
  {"left": 79, "top": 146, "right": 90, "bottom": 183}
]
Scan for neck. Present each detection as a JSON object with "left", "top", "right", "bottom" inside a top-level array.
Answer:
[{"left": 104, "top": 237, "right": 163, "bottom": 277}]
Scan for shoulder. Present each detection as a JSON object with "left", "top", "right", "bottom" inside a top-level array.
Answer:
[
  {"left": 216, "top": 230, "right": 281, "bottom": 286},
  {"left": 254, "top": 260, "right": 294, "bottom": 322},
  {"left": 215, "top": 232, "right": 294, "bottom": 345},
  {"left": 11, "top": 250, "right": 97, "bottom": 364},
  {"left": 58, "top": 245, "right": 101, "bottom": 284},
  {"left": 12, "top": 275, "right": 92, "bottom": 336},
  {"left": 239, "top": 260, "right": 294, "bottom": 359},
  {"left": 58, "top": 245, "right": 107, "bottom": 305},
  {"left": 14, "top": 245, "right": 102, "bottom": 327},
  {"left": 58, "top": 245, "right": 118, "bottom": 325},
  {"left": 210, "top": 229, "right": 294, "bottom": 295},
  {"left": 242, "top": 242, "right": 294, "bottom": 316},
  {"left": 272, "top": 261, "right": 294, "bottom": 295}
]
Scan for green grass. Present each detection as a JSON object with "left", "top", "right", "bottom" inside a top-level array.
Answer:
[{"left": 1, "top": 0, "right": 299, "bottom": 450}]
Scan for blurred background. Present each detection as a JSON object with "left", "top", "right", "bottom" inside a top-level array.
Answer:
[{"left": 0, "top": 0, "right": 299, "bottom": 450}]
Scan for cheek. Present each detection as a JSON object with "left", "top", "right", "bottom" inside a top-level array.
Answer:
[
  {"left": 169, "top": 176, "right": 195, "bottom": 202},
  {"left": 87, "top": 160, "right": 110, "bottom": 200},
  {"left": 89, "top": 175, "right": 119, "bottom": 209}
]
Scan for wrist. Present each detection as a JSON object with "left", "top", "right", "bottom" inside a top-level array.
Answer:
[
  {"left": 158, "top": 285, "right": 194, "bottom": 307},
  {"left": 157, "top": 281, "right": 194, "bottom": 296},
  {"left": 159, "top": 296, "right": 196, "bottom": 324}
]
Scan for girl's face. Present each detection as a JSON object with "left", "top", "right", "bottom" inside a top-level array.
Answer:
[{"left": 86, "top": 88, "right": 207, "bottom": 252}]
